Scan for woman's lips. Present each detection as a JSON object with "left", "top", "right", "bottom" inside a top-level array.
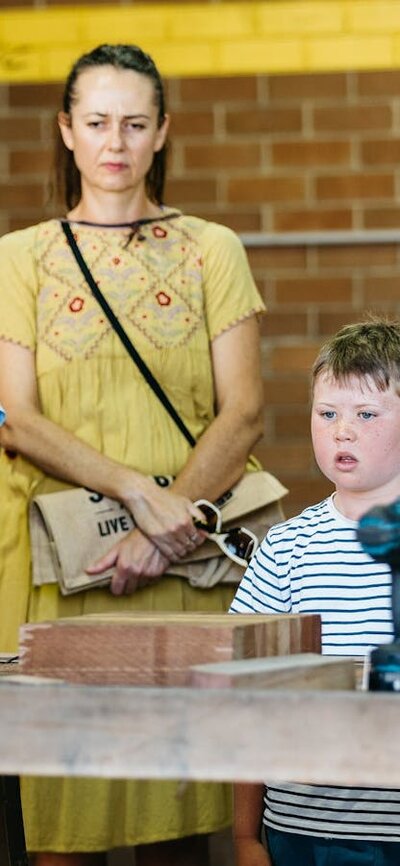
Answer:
[{"left": 102, "top": 162, "right": 128, "bottom": 172}]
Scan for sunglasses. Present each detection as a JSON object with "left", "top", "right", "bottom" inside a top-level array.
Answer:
[{"left": 193, "top": 499, "right": 258, "bottom": 568}]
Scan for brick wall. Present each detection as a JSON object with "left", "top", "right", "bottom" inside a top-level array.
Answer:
[{"left": 2, "top": 67, "right": 400, "bottom": 515}]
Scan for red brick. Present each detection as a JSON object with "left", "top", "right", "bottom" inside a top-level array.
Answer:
[
  {"left": 270, "top": 344, "right": 321, "bottom": 374},
  {"left": 264, "top": 377, "right": 310, "bottom": 406},
  {"left": 363, "top": 276, "right": 400, "bottom": 304},
  {"left": 227, "top": 176, "right": 305, "bottom": 204},
  {"left": 283, "top": 478, "right": 334, "bottom": 517},
  {"left": 9, "top": 83, "right": 63, "bottom": 109},
  {"left": 7, "top": 215, "right": 46, "bottom": 232},
  {"left": 357, "top": 70, "right": 400, "bottom": 97},
  {"left": 170, "top": 110, "right": 214, "bottom": 137},
  {"left": 313, "top": 105, "right": 392, "bottom": 132},
  {"left": 269, "top": 73, "right": 348, "bottom": 101},
  {"left": 317, "top": 311, "right": 364, "bottom": 337},
  {"left": 184, "top": 142, "right": 261, "bottom": 169},
  {"left": 247, "top": 246, "right": 307, "bottom": 271},
  {"left": 276, "top": 277, "right": 353, "bottom": 306},
  {"left": 0, "top": 184, "right": 44, "bottom": 208},
  {"left": 180, "top": 76, "right": 257, "bottom": 104},
  {"left": 363, "top": 207, "right": 400, "bottom": 228},
  {"left": 261, "top": 311, "right": 308, "bottom": 338},
  {"left": 316, "top": 173, "right": 394, "bottom": 201},
  {"left": 0, "top": 117, "right": 42, "bottom": 142},
  {"left": 274, "top": 208, "right": 353, "bottom": 232},
  {"left": 316, "top": 244, "right": 397, "bottom": 268},
  {"left": 196, "top": 209, "right": 261, "bottom": 232},
  {"left": 164, "top": 177, "right": 217, "bottom": 204},
  {"left": 361, "top": 139, "right": 400, "bottom": 165},
  {"left": 10, "top": 149, "right": 53, "bottom": 174},
  {"left": 274, "top": 409, "right": 310, "bottom": 440},
  {"left": 255, "top": 442, "right": 313, "bottom": 475},
  {"left": 226, "top": 107, "right": 302, "bottom": 135},
  {"left": 272, "top": 140, "right": 350, "bottom": 167}
]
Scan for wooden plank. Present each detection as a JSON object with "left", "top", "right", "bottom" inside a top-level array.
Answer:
[
  {"left": 0, "top": 658, "right": 19, "bottom": 679},
  {"left": 0, "top": 678, "right": 399, "bottom": 786},
  {"left": 19, "top": 613, "right": 321, "bottom": 685},
  {"left": 190, "top": 653, "right": 356, "bottom": 690}
]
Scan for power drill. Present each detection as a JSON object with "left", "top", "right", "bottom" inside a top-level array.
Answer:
[{"left": 357, "top": 499, "right": 400, "bottom": 691}]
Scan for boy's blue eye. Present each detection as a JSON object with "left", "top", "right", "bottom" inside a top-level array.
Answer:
[
  {"left": 321, "top": 411, "right": 335, "bottom": 419},
  {"left": 359, "top": 411, "right": 375, "bottom": 420}
]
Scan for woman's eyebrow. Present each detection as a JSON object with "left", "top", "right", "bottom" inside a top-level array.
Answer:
[{"left": 83, "top": 111, "right": 151, "bottom": 119}]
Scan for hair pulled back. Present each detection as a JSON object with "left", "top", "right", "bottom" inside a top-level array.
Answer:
[{"left": 57, "top": 44, "right": 168, "bottom": 210}]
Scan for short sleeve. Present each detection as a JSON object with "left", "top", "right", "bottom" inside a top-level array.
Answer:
[
  {"left": 0, "top": 226, "right": 38, "bottom": 350},
  {"left": 200, "top": 222, "right": 265, "bottom": 341}
]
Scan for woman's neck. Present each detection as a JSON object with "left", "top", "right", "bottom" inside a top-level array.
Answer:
[{"left": 67, "top": 188, "right": 162, "bottom": 226}]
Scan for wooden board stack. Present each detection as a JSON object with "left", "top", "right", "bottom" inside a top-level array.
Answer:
[{"left": 19, "top": 612, "right": 321, "bottom": 686}]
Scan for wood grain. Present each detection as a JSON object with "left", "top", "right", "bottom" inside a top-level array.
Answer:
[
  {"left": 0, "top": 678, "right": 398, "bottom": 786},
  {"left": 190, "top": 653, "right": 356, "bottom": 690},
  {"left": 19, "top": 612, "right": 321, "bottom": 685}
]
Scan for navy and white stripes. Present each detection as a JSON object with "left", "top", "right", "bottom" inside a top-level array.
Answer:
[{"left": 231, "top": 495, "right": 399, "bottom": 840}]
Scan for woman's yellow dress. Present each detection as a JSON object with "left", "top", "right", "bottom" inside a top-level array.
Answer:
[{"left": 0, "top": 209, "right": 265, "bottom": 852}]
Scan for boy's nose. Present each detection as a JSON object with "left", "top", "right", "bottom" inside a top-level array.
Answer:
[{"left": 334, "top": 421, "right": 355, "bottom": 441}]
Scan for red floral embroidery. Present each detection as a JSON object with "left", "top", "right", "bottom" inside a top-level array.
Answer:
[
  {"left": 69, "top": 297, "right": 84, "bottom": 313},
  {"left": 153, "top": 226, "right": 167, "bottom": 238},
  {"left": 156, "top": 291, "right": 171, "bottom": 306}
]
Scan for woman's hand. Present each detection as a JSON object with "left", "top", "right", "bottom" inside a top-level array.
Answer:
[
  {"left": 125, "top": 479, "right": 206, "bottom": 560},
  {"left": 86, "top": 527, "right": 173, "bottom": 595}
]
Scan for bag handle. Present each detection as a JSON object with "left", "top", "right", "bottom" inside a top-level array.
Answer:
[{"left": 61, "top": 220, "right": 196, "bottom": 448}]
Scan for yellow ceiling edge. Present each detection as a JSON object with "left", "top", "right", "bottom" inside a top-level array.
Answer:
[{"left": 0, "top": 1, "right": 400, "bottom": 83}]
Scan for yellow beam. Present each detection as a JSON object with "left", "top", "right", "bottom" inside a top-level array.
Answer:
[{"left": 0, "top": 1, "right": 400, "bottom": 83}]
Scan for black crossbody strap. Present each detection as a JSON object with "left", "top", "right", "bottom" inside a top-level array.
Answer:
[{"left": 61, "top": 220, "right": 196, "bottom": 448}]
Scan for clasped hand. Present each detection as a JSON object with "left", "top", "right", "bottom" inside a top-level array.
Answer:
[{"left": 86, "top": 484, "right": 206, "bottom": 595}]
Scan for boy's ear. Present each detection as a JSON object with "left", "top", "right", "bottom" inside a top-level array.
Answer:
[{"left": 58, "top": 111, "right": 74, "bottom": 152}]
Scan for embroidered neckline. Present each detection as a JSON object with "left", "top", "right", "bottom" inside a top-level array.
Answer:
[{"left": 62, "top": 209, "right": 181, "bottom": 229}]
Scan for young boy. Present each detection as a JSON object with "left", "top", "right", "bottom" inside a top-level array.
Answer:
[{"left": 230, "top": 318, "right": 400, "bottom": 866}]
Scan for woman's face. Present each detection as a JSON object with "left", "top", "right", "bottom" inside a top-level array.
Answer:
[{"left": 58, "top": 65, "right": 169, "bottom": 199}]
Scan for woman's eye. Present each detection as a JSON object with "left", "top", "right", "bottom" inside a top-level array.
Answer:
[{"left": 88, "top": 121, "right": 104, "bottom": 128}]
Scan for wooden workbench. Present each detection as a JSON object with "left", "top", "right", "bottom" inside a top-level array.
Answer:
[{"left": 0, "top": 676, "right": 399, "bottom": 787}]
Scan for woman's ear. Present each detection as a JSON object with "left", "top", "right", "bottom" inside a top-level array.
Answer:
[
  {"left": 154, "top": 113, "right": 170, "bottom": 153},
  {"left": 58, "top": 111, "right": 74, "bottom": 151}
]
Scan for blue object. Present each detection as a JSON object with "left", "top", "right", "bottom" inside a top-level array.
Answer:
[{"left": 0, "top": 404, "right": 6, "bottom": 426}]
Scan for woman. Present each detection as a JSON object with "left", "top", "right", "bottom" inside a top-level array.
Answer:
[{"left": 0, "top": 44, "right": 265, "bottom": 866}]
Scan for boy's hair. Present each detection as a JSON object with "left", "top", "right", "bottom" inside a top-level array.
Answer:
[{"left": 312, "top": 317, "right": 400, "bottom": 392}]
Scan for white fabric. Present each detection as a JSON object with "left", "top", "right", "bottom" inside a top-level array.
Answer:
[{"left": 231, "top": 495, "right": 400, "bottom": 841}]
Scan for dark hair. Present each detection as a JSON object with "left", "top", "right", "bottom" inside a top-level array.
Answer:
[
  {"left": 312, "top": 317, "right": 400, "bottom": 392},
  {"left": 56, "top": 44, "right": 168, "bottom": 210}
]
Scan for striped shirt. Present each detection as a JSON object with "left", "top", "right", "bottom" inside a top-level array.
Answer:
[{"left": 230, "top": 495, "right": 400, "bottom": 841}]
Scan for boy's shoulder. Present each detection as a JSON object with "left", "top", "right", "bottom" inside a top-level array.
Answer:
[{"left": 268, "top": 496, "right": 340, "bottom": 543}]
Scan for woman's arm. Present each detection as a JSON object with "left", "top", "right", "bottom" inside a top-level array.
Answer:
[
  {"left": 0, "top": 340, "right": 203, "bottom": 560},
  {"left": 234, "top": 783, "right": 271, "bottom": 866},
  {"left": 172, "top": 315, "right": 264, "bottom": 501},
  {"left": 84, "top": 314, "right": 264, "bottom": 592}
]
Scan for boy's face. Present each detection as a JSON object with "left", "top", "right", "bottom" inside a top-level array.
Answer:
[{"left": 311, "top": 372, "right": 400, "bottom": 506}]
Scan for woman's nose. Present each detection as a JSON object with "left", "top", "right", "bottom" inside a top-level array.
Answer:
[{"left": 108, "top": 124, "right": 124, "bottom": 150}]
